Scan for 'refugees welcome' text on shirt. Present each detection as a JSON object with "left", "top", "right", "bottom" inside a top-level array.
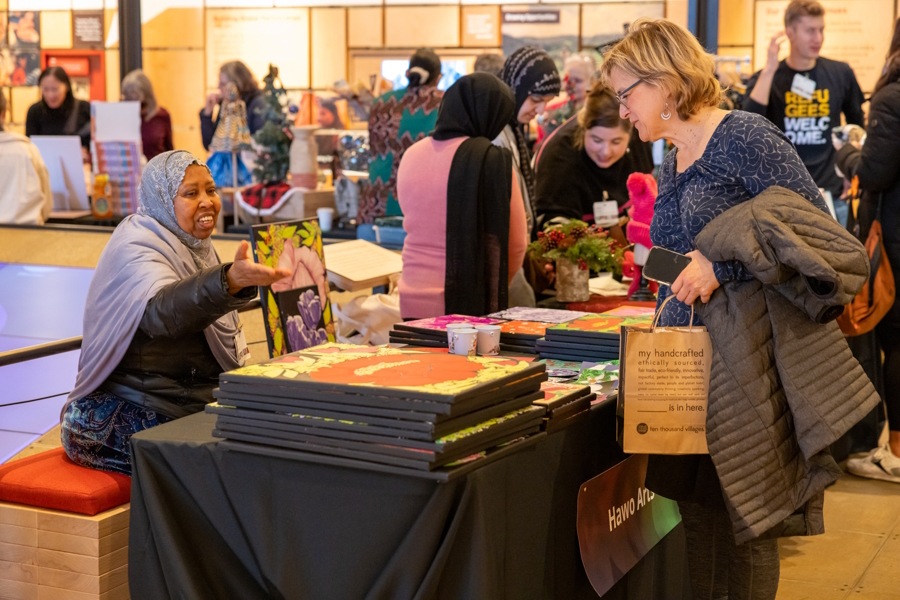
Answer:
[{"left": 743, "top": 57, "right": 864, "bottom": 197}]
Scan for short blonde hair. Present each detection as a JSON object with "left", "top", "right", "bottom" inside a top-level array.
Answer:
[
  {"left": 785, "top": 0, "right": 824, "bottom": 28},
  {"left": 599, "top": 18, "right": 722, "bottom": 121}
]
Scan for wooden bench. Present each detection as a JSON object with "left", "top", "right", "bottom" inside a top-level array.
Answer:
[{"left": 0, "top": 449, "right": 131, "bottom": 600}]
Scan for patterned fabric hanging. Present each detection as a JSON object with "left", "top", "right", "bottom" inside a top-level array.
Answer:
[
  {"left": 208, "top": 82, "right": 254, "bottom": 188},
  {"left": 209, "top": 82, "right": 253, "bottom": 154},
  {"left": 357, "top": 85, "right": 443, "bottom": 224}
]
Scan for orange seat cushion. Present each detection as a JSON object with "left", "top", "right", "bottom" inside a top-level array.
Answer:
[{"left": 0, "top": 448, "right": 130, "bottom": 516}]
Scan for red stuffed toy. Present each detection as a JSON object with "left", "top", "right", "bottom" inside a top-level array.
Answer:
[{"left": 621, "top": 172, "right": 659, "bottom": 296}]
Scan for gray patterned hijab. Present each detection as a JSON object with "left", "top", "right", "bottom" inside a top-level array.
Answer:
[
  {"left": 138, "top": 150, "right": 217, "bottom": 269},
  {"left": 500, "top": 47, "right": 561, "bottom": 215},
  {"left": 66, "top": 150, "right": 242, "bottom": 412}
]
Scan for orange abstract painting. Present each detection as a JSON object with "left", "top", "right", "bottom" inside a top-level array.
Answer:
[{"left": 499, "top": 321, "right": 548, "bottom": 336}]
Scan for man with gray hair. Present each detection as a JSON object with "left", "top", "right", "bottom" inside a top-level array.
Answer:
[
  {"left": 0, "top": 90, "right": 52, "bottom": 224},
  {"left": 473, "top": 53, "right": 505, "bottom": 78}
]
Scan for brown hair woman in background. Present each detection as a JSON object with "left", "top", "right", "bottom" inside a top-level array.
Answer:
[
  {"left": 533, "top": 82, "right": 653, "bottom": 228},
  {"left": 199, "top": 60, "right": 267, "bottom": 151},
  {"left": 122, "top": 69, "right": 173, "bottom": 161}
]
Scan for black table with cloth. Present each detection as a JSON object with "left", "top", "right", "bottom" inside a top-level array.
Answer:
[{"left": 127, "top": 400, "right": 691, "bottom": 599}]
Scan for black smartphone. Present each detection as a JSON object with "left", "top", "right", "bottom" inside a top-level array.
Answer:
[{"left": 642, "top": 247, "right": 691, "bottom": 286}]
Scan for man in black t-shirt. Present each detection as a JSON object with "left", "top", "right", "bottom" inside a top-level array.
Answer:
[{"left": 743, "top": 0, "right": 864, "bottom": 204}]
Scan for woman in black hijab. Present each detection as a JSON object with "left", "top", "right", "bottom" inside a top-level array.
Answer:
[{"left": 396, "top": 73, "right": 528, "bottom": 319}]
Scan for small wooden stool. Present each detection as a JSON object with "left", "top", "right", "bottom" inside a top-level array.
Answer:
[{"left": 0, "top": 449, "right": 131, "bottom": 600}]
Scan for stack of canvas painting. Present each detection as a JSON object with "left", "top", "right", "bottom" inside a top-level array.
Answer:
[
  {"left": 388, "top": 315, "right": 504, "bottom": 348},
  {"left": 489, "top": 307, "right": 590, "bottom": 353},
  {"left": 207, "top": 344, "right": 550, "bottom": 480},
  {"left": 536, "top": 308, "right": 655, "bottom": 362},
  {"left": 496, "top": 320, "right": 546, "bottom": 354},
  {"left": 535, "top": 382, "right": 595, "bottom": 433}
]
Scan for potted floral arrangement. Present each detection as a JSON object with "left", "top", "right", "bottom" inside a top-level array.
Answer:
[{"left": 528, "top": 220, "right": 624, "bottom": 302}]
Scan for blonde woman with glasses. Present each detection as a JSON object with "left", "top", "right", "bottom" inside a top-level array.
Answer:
[{"left": 602, "top": 18, "right": 877, "bottom": 600}]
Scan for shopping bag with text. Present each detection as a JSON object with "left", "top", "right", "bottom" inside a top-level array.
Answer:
[{"left": 619, "top": 298, "right": 711, "bottom": 454}]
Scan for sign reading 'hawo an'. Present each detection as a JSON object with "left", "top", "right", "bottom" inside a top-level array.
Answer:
[
  {"left": 577, "top": 454, "right": 681, "bottom": 597},
  {"left": 501, "top": 10, "right": 560, "bottom": 25}
]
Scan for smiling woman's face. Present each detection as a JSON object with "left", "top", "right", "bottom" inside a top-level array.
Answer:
[
  {"left": 173, "top": 164, "right": 220, "bottom": 239},
  {"left": 583, "top": 124, "right": 630, "bottom": 169},
  {"left": 608, "top": 67, "right": 668, "bottom": 142}
]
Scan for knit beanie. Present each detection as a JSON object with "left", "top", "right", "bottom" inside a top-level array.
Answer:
[{"left": 500, "top": 47, "right": 562, "bottom": 115}]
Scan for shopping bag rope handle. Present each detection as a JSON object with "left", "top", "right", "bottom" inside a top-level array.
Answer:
[{"left": 651, "top": 295, "right": 695, "bottom": 332}]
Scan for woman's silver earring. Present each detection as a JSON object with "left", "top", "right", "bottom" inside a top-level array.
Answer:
[{"left": 661, "top": 102, "right": 672, "bottom": 121}]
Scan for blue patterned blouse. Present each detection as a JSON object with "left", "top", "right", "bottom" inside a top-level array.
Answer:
[{"left": 652, "top": 111, "right": 827, "bottom": 327}]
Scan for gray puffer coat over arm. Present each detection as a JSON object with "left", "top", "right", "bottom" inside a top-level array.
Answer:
[{"left": 694, "top": 186, "right": 880, "bottom": 545}]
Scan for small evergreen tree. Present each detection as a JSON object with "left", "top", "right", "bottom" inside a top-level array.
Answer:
[{"left": 252, "top": 64, "right": 291, "bottom": 184}]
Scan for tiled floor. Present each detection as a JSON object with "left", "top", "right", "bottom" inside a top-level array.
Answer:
[{"left": 776, "top": 472, "right": 900, "bottom": 600}]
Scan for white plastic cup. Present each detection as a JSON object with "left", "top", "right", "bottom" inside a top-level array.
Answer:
[
  {"left": 446, "top": 323, "right": 471, "bottom": 347},
  {"left": 475, "top": 325, "right": 501, "bottom": 356},
  {"left": 317, "top": 207, "right": 335, "bottom": 232},
  {"left": 449, "top": 328, "right": 478, "bottom": 357}
]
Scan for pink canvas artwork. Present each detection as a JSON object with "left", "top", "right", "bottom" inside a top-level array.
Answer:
[
  {"left": 600, "top": 306, "right": 657, "bottom": 317},
  {"left": 403, "top": 314, "right": 505, "bottom": 331}
]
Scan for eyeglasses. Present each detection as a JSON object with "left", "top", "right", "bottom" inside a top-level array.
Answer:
[{"left": 615, "top": 79, "right": 643, "bottom": 109}]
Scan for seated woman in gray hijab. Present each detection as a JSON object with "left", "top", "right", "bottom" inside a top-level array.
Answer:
[{"left": 61, "top": 150, "right": 289, "bottom": 475}]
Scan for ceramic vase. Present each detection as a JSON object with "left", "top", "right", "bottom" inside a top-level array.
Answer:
[
  {"left": 556, "top": 258, "right": 590, "bottom": 303},
  {"left": 289, "top": 125, "right": 319, "bottom": 189}
]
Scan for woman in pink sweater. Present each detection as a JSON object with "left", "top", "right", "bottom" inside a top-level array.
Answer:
[{"left": 398, "top": 73, "right": 528, "bottom": 319}]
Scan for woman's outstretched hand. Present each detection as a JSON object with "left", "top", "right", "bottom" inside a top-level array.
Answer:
[
  {"left": 670, "top": 250, "right": 720, "bottom": 305},
  {"left": 226, "top": 240, "right": 291, "bottom": 295}
]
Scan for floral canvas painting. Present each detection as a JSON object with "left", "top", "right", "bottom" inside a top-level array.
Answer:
[
  {"left": 251, "top": 219, "right": 335, "bottom": 357},
  {"left": 576, "top": 360, "right": 620, "bottom": 400},
  {"left": 278, "top": 286, "right": 329, "bottom": 353},
  {"left": 575, "top": 361, "right": 620, "bottom": 385}
]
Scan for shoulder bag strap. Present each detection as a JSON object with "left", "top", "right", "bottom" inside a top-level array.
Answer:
[{"left": 63, "top": 100, "right": 81, "bottom": 136}]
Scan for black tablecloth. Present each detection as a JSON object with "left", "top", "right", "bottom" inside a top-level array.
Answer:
[{"left": 128, "top": 400, "right": 691, "bottom": 599}]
